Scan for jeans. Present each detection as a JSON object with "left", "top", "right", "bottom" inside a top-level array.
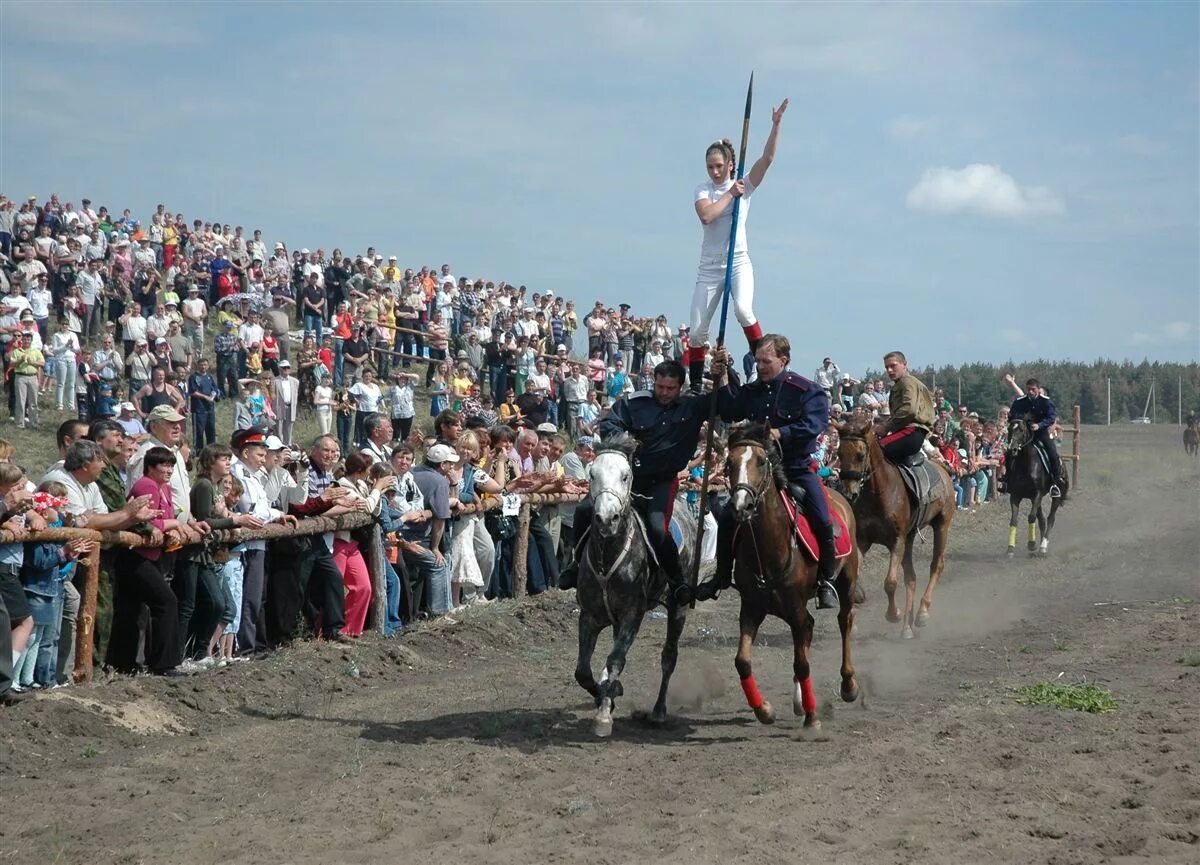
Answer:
[
  {"left": 337, "top": 411, "right": 353, "bottom": 454},
  {"left": 383, "top": 559, "right": 404, "bottom": 636},
  {"left": 334, "top": 338, "right": 345, "bottom": 386},
  {"left": 193, "top": 406, "right": 216, "bottom": 451},
  {"left": 525, "top": 510, "right": 559, "bottom": 593},
  {"left": 54, "top": 359, "right": 76, "bottom": 410},
  {"left": 216, "top": 354, "right": 239, "bottom": 400},
  {"left": 17, "top": 593, "right": 60, "bottom": 687},
  {"left": 303, "top": 312, "right": 323, "bottom": 342},
  {"left": 488, "top": 366, "right": 507, "bottom": 401},
  {"left": 402, "top": 545, "right": 452, "bottom": 615},
  {"left": 223, "top": 556, "right": 244, "bottom": 636}
]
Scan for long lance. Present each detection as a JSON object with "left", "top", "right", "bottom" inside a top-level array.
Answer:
[{"left": 690, "top": 72, "right": 753, "bottom": 605}]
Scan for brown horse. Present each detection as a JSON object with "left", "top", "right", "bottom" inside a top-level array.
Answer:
[
  {"left": 724, "top": 424, "right": 859, "bottom": 730},
  {"left": 835, "top": 412, "right": 956, "bottom": 639}
]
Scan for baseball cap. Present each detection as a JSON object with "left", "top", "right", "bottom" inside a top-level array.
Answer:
[
  {"left": 264, "top": 435, "right": 286, "bottom": 450},
  {"left": 426, "top": 443, "right": 460, "bottom": 464},
  {"left": 119, "top": 402, "right": 136, "bottom": 412},
  {"left": 300, "top": 248, "right": 310, "bottom": 254},
  {"left": 535, "top": 422, "right": 558, "bottom": 435},
  {"left": 147, "top": 405, "right": 185, "bottom": 423},
  {"left": 278, "top": 359, "right": 291, "bottom": 368}
]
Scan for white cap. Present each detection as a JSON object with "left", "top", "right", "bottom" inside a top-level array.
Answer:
[
  {"left": 426, "top": 444, "right": 460, "bottom": 464},
  {"left": 300, "top": 247, "right": 310, "bottom": 254},
  {"left": 264, "top": 435, "right": 286, "bottom": 450},
  {"left": 278, "top": 359, "right": 291, "bottom": 368},
  {"left": 119, "top": 402, "right": 136, "bottom": 412},
  {"left": 535, "top": 422, "right": 558, "bottom": 434}
]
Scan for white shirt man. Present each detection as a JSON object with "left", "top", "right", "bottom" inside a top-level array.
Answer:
[
  {"left": 76, "top": 265, "right": 105, "bottom": 307},
  {"left": 126, "top": 407, "right": 193, "bottom": 521},
  {"left": 238, "top": 317, "right": 264, "bottom": 349}
]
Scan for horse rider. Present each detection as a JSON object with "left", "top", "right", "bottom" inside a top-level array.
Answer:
[
  {"left": 878, "top": 350, "right": 935, "bottom": 463},
  {"left": 558, "top": 358, "right": 713, "bottom": 605},
  {"left": 695, "top": 334, "right": 839, "bottom": 610},
  {"left": 1009, "top": 377, "right": 1065, "bottom": 497}
]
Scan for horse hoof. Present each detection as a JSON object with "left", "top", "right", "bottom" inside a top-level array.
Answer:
[
  {"left": 803, "top": 715, "right": 822, "bottom": 731},
  {"left": 841, "top": 680, "right": 859, "bottom": 703},
  {"left": 885, "top": 608, "right": 902, "bottom": 624},
  {"left": 915, "top": 609, "right": 929, "bottom": 628},
  {"left": 594, "top": 717, "right": 614, "bottom": 738},
  {"left": 753, "top": 702, "right": 775, "bottom": 725},
  {"left": 1006, "top": 548, "right": 1015, "bottom": 559},
  {"left": 902, "top": 626, "right": 915, "bottom": 640}
]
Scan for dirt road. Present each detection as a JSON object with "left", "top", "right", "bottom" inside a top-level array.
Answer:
[{"left": 3, "top": 424, "right": 1198, "bottom": 864}]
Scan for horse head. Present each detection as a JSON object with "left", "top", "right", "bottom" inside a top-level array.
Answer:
[
  {"left": 726, "top": 422, "right": 784, "bottom": 523},
  {"left": 835, "top": 410, "right": 875, "bottom": 504},
  {"left": 1006, "top": 419, "right": 1033, "bottom": 454},
  {"left": 590, "top": 432, "right": 638, "bottom": 539}
]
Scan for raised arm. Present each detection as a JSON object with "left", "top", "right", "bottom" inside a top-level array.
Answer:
[{"left": 746, "top": 99, "right": 788, "bottom": 189}]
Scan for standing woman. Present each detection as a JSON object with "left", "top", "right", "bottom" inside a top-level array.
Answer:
[{"left": 687, "top": 98, "right": 788, "bottom": 390}]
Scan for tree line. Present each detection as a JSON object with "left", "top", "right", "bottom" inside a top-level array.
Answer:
[{"left": 861, "top": 359, "right": 1200, "bottom": 425}]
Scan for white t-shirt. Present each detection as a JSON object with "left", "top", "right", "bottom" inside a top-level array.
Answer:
[
  {"left": 313, "top": 384, "right": 333, "bottom": 411},
  {"left": 695, "top": 176, "right": 756, "bottom": 262},
  {"left": 42, "top": 468, "right": 109, "bottom": 518},
  {"left": 238, "top": 322, "right": 264, "bottom": 347},
  {"left": 28, "top": 287, "right": 53, "bottom": 319},
  {"left": 349, "top": 381, "right": 382, "bottom": 413},
  {"left": 49, "top": 329, "right": 79, "bottom": 361},
  {"left": 389, "top": 382, "right": 415, "bottom": 419}
]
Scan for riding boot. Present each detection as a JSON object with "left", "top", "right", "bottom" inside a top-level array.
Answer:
[
  {"left": 1048, "top": 451, "right": 1064, "bottom": 497},
  {"left": 694, "top": 523, "right": 734, "bottom": 602},
  {"left": 653, "top": 535, "right": 693, "bottom": 606},
  {"left": 557, "top": 528, "right": 589, "bottom": 590},
  {"left": 814, "top": 525, "right": 840, "bottom": 610},
  {"left": 688, "top": 359, "right": 705, "bottom": 394}
]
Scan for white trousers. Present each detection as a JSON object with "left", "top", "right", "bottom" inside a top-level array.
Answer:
[{"left": 690, "top": 254, "right": 756, "bottom": 347}]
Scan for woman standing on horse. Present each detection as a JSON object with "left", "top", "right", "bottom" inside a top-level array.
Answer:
[{"left": 686, "top": 98, "right": 789, "bottom": 391}]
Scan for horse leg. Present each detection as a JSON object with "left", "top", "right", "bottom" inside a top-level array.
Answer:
[
  {"left": 1028, "top": 493, "right": 1043, "bottom": 554},
  {"left": 836, "top": 550, "right": 860, "bottom": 702},
  {"left": 647, "top": 605, "right": 687, "bottom": 725},
  {"left": 735, "top": 602, "right": 774, "bottom": 724},
  {"left": 915, "top": 514, "right": 949, "bottom": 628},
  {"left": 1043, "top": 496, "right": 1063, "bottom": 555},
  {"left": 788, "top": 609, "right": 821, "bottom": 729},
  {"left": 594, "top": 609, "right": 643, "bottom": 738},
  {"left": 853, "top": 538, "right": 871, "bottom": 605},
  {"left": 900, "top": 530, "right": 919, "bottom": 640},
  {"left": 883, "top": 542, "right": 904, "bottom": 624},
  {"left": 574, "top": 612, "right": 604, "bottom": 705},
  {"left": 902, "top": 530, "right": 916, "bottom": 638},
  {"left": 1007, "top": 496, "right": 1021, "bottom": 558}
]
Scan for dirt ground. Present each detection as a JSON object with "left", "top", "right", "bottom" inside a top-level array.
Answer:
[{"left": 2, "top": 424, "right": 1197, "bottom": 865}]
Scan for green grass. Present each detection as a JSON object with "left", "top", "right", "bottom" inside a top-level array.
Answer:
[
  {"left": 1176, "top": 653, "right": 1200, "bottom": 668},
  {"left": 1010, "top": 681, "right": 1117, "bottom": 714}
]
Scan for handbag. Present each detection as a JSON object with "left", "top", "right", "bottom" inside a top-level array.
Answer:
[{"left": 484, "top": 510, "right": 517, "bottom": 540}]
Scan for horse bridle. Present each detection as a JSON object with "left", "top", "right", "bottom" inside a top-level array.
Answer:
[
  {"left": 728, "top": 441, "right": 776, "bottom": 519},
  {"left": 837, "top": 433, "right": 872, "bottom": 503}
]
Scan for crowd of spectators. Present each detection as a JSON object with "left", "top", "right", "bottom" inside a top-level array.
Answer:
[{"left": 0, "top": 191, "right": 1028, "bottom": 704}]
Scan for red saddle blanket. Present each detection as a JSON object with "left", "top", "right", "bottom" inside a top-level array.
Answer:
[{"left": 778, "top": 489, "right": 853, "bottom": 562}]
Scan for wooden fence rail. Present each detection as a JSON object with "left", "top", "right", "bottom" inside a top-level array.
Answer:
[{"left": 0, "top": 492, "right": 584, "bottom": 683}]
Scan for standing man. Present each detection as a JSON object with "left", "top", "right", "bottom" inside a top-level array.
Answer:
[
  {"left": 558, "top": 359, "right": 715, "bottom": 605},
  {"left": 813, "top": 357, "right": 840, "bottom": 399},
  {"left": 360, "top": 413, "right": 393, "bottom": 465},
  {"left": 187, "top": 358, "right": 219, "bottom": 451},
  {"left": 699, "top": 335, "right": 839, "bottom": 609},
  {"left": 10, "top": 331, "right": 44, "bottom": 429},
  {"left": 273, "top": 360, "right": 300, "bottom": 446}
]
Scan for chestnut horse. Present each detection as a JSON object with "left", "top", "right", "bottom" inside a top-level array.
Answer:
[
  {"left": 835, "top": 412, "right": 956, "bottom": 639},
  {"left": 724, "top": 424, "right": 859, "bottom": 730}
]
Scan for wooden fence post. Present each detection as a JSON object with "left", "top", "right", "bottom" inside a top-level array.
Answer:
[
  {"left": 73, "top": 542, "right": 102, "bottom": 683},
  {"left": 513, "top": 502, "right": 532, "bottom": 597},
  {"left": 1072, "top": 404, "right": 1081, "bottom": 489}
]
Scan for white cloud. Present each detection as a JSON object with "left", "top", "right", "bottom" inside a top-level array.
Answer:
[
  {"left": 888, "top": 115, "right": 938, "bottom": 141},
  {"left": 1129, "top": 321, "right": 1194, "bottom": 346},
  {"left": 906, "top": 164, "right": 1065, "bottom": 218},
  {"left": 1116, "top": 134, "right": 1168, "bottom": 157}
]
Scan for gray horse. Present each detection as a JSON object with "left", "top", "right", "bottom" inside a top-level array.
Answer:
[{"left": 574, "top": 433, "right": 696, "bottom": 737}]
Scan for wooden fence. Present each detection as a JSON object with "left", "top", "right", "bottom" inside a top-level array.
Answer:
[{"left": 0, "top": 491, "right": 584, "bottom": 684}]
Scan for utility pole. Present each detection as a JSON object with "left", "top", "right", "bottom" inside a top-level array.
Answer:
[
  {"left": 1180, "top": 374, "right": 1184, "bottom": 425},
  {"left": 957, "top": 374, "right": 962, "bottom": 407},
  {"left": 1107, "top": 377, "right": 1111, "bottom": 425}
]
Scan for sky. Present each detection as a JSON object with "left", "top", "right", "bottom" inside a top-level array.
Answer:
[{"left": 2, "top": 1, "right": 1197, "bottom": 375}]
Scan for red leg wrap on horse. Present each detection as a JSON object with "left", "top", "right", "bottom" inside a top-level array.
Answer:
[
  {"left": 741, "top": 674, "right": 764, "bottom": 709},
  {"left": 798, "top": 676, "right": 817, "bottom": 715}
]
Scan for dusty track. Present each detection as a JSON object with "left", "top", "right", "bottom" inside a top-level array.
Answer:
[{"left": 2, "top": 425, "right": 1198, "bottom": 864}]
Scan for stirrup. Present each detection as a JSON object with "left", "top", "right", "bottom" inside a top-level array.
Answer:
[
  {"left": 815, "top": 580, "right": 839, "bottom": 610},
  {"left": 1049, "top": 484, "right": 1061, "bottom": 498}
]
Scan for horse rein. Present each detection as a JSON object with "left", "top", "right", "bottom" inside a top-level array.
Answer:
[
  {"left": 728, "top": 441, "right": 775, "bottom": 519},
  {"left": 728, "top": 441, "right": 795, "bottom": 590}
]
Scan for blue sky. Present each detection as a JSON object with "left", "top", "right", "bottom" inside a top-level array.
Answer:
[{"left": 3, "top": 1, "right": 1197, "bottom": 374}]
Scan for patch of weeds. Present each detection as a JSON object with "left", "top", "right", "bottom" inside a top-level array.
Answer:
[
  {"left": 1010, "top": 681, "right": 1117, "bottom": 714},
  {"left": 1051, "top": 633, "right": 1070, "bottom": 652},
  {"left": 1175, "top": 653, "right": 1200, "bottom": 668},
  {"left": 82, "top": 745, "right": 99, "bottom": 759},
  {"left": 1017, "top": 645, "right": 1033, "bottom": 654},
  {"left": 958, "top": 682, "right": 975, "bottom": 691},
  {"left": 1170, "top": 596, "right": 1193, "bottom": 606}
]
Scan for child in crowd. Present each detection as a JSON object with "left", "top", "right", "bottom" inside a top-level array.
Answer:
[
  {"left": 0, "top": 464, "right": 48, "bottom": 690},
  {"left": 218, "top": 475, "right": 246, "bottom": 664},
  {"left": 388, "top": 370, "right": 418, "bottom": 443},
  {"left": 15, "top": 484, "right": 91, "bottom": 689}
]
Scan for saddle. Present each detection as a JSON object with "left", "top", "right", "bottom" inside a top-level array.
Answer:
[
  {"left": 777, "top": 488, "right": 853, "bottom": 563},
  {"left": 892, "top": 452, "right": 942, "bottom": 532},
  {"left": 1031, "top": 442, "right": 1054, "bottom": 475}
]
